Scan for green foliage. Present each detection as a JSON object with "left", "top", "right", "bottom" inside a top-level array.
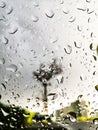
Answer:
[{"left": 71, "top": 100, "right": 81, "bottom": 117}]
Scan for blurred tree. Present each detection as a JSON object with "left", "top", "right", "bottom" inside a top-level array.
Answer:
[{"left": 33, "top": 59, "right": 63, "bottom": 114}]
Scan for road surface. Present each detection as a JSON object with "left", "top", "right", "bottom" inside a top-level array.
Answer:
[{"left": 1, "top": 122, "right": 98, "bottom": 130}]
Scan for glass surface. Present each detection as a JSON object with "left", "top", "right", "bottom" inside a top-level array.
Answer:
[{"left": 0, "top": 0, "right": 98, "bottom": 129}]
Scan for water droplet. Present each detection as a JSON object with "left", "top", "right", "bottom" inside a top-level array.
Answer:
[
  {"left": 0, "top": 58, "right": 5, "bottom": 64},
  {"left": 8, "top": 24, "right": 18, "bottom": 34},
  {"left": 89, "top": 43, "right": 96, "bottom": 51},
  {"left": 77, "top": 25, "right": 82, "bottom": 31},
  {"left": 0, "top": 94, "right": 2, "bottom": 99},
  {"left": 74, "top": 41, "right": 82, "bottom": 48},
  {"left": 15, "top": 71, "right": 21, "bottom": 77},
  {"left": 67, "top": 112, "right": 76, "bottom": 122},
  {"left": 1, "top": 36, "right": 9, "bottom": 44},
  {"left": 59, "top": 0, "right": 64, "bottom": 4},
  {"left": 23, "top": 113, "right": 30, "bottom": 118},
  {"left": 95, "top": 85, "right": 98, "bottom": 91},
  {"left": 32, "top": 1, "right": 39, "bottom": 7},
  {"left": 19, "top": 63, "right": 23, "bottom": 68},
  {"left": 69, "top": 16, "right": 76, "bottom": 22},
  {"left": 56, "top": 75, "right": 64, "bottom": 84},
  {"left": 64, "top": 45, "right": 72, "bottom": 54},
  {"left": 92, "top": 55, "right": 97, "bottom": 61},
  {"left": 6, "top": 64, "right": 18, "bottom": 72},
  {"left": 31, "top": 15, "right": 39, "bottom": 22},
  {"left": 50, "top": 36, "right": 58, "bottom": 43},
  {"left": 77, "top": 7, "right": 86, "bottom": 12},
  {"left": 1, "top": 83, "right": 6, "bottom": 91},
  {"left": 4, "top": 74, "right": 12, "bottom": 82},
  {"left": 45, "top": 9, "right": 54, "bottom": 18},
  {"left": 87, "top": 8, "right": 94, "bottom": 14},
  {"left": 86, "top": 0, "right": 91, "bottom": 3},
  {"left": 6, "top": 6, "right": 13, "bottom": 15},
  {"left": 93, "top": 118, "right": 98, "bottom": 125},
  {"left": 96, "top": 46, "right": 98, "bottom": 55},
  {"left": 96, "top": 127, "right": 98, "bottom": 130},
  {"left": 62, "top": 8, "right": 69, "bottom": 14},
  {"left": 0, "top": 1, "right": 6, "bottom": 8},
  {"left": 1, "top": 108, "right": 9, "bottom": 116}
]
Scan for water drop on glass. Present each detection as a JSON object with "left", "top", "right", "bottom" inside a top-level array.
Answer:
[
  {"left": 1, "top": 36, "right": 9, "bottom": 44},
  {"left": 59, "top": 0, "right": 64, "bottom": 4},
  {"left": 6, "top": 64, "right": 18, "bottom": 72},
  {"left": 93, "top": 118, "right": 98, "bottom": 125},
  {"left": 77, "top": 25, "right": 82, "bottom": 31},
  {"left": 1, "top": 108, "right": 9, "bottom": 116},
  {"left": 8, "top": 24, "right": 18, "bottom": 34},
  {"left": 95, "top": 85, "right": 98, "bottom": 91},
  {"left": 45, "top": 9, "right": 54, "bottom": 18},
  {"left": 0, "top": 94, "right": 1, "bottom": 99},
  {"left": 74, "top": 41, "right": 82, "bottom": 48},
  {"left": 0, "top": 58, "right": 5, "bottom": 64},
  {"left": 56, "top": 75, "right": 64, "bottom": 84},
  {"left": 86, "top": 0, "right": 91, "bottom": 2},
  {"left": 89, "top": 43, "right": 96, "bottom": 51},
  {"left": 0, "top": 1, "right": 6, "bottom": 8},
  {"left": 64, "top": 45, "right": 72, "bottom": 54},
  {"left": 15, "top": 71, "right": 21, "bottom": 77},
  {"left": 69, "top": 16, "right": 76, "bottom": 23},
  {"left": 62, "top": 8, "right": 69, "bottom": 14},
  {"left": 1, "top": 83, "right": 6, "bottom": 91},
  {"left": 31, "top": 15, "right": 39, "bottom": 22},
  {"left": 32, "top": 1, "right": 39, "bottom": 7},
  {"left": 19, "top": 63, "right": 23, "bottom": 68},
  {"left": 50, "top": 36, "right": 58, "bottom": 43},
  {"left": 0, "top": 122, "right": 4, "bottom": 125},
  {"left": 6, "top": 6, "right": 13, "bottom": 15}
]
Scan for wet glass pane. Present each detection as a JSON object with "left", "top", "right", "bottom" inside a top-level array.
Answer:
[{"left": 0, "top": 0, "right": 98, "bottom": 129}]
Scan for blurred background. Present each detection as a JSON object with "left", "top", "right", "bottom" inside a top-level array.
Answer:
[{"left": 0, "top": 0, "right": 98, "bottom": 115}]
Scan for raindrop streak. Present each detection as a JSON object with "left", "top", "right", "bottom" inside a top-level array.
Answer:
[
  {"left": 45, "top": 9, "right": 54, "bottom": 18},
  {"left": 0, "top": 58, "right": 5, "bottom": 64},
  {"left": 6, "top": 64, "right": 18, "bottom": 72},
  {"left": 0, "top": 1, "right": 6, "bottom": 8},
  {"left": 64, "top": 45, "right": 72, "bottom": 54},
  {"left": 31, "top": 15, "right": 39, "bottom": 22}
]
